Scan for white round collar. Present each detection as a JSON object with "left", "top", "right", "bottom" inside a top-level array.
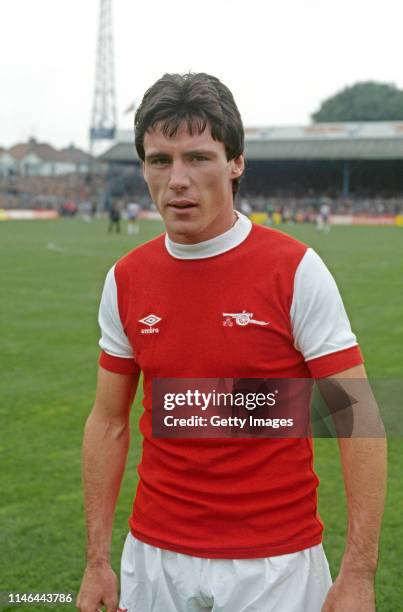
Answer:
[{"left": 165, "top": 211, "right": 252, "bottom": 260}]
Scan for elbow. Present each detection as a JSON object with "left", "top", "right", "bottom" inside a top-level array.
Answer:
[{"left": 85, "top": 410, "right": 130, "bottom": 442}]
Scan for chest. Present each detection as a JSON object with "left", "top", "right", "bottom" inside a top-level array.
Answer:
[{"left": 121, "top": 264, "right": 303, "bottom": 377}]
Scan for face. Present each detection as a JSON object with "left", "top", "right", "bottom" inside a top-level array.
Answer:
[{"left": 142, "top": 122, "right": 244, "bottom": 244}]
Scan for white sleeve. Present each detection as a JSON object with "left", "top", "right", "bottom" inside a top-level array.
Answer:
[
  {"left": 290, "top": 248, "right": 358, "bottom": 361},
  {"left": 98, "top": 265, "right": 134, "bottom": 358}
]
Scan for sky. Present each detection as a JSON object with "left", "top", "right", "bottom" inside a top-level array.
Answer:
[{"left": 2, "top": 0, "right": 403, "bottom": 151}]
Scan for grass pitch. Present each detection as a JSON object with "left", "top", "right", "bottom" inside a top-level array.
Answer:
[{"left": 0, "top": 218, "right": 402, "bottom": 611}]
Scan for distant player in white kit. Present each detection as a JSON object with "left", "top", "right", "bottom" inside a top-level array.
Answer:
[
  {"left": 77, "top": 73, "right": 386, "bottom": 612},
  {"left": 317, "top": 201, "right": 331, "bottom": 232},
  {"left": 126, "top": 201, "right": 141, "bottom": 235}
]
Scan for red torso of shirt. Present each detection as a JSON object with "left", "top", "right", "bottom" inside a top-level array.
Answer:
[{"left": 100, "top": 223, "right": 361, "bottom": 558}]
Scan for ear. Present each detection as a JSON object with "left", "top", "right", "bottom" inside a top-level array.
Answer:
[{"left": 230, "top": 154, "right": 245, "bottom": 179}]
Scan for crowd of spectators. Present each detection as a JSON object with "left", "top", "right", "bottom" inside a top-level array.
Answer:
[
  {"left": 0, "top": 173, "right": 106, "bottom": 212},
  {"left": 1, "top": 173, "right": 402, "bottom": 220},
  {"left": 237, "top": 192, "right": 403, "bottom": 219}
]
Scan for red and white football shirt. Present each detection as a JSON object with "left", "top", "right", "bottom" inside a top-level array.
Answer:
[{"left": 98, "top": 212, "right": 363, "bottom": 558}]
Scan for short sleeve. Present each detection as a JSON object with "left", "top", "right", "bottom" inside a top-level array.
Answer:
[
  {"left": 98, "top": 266, "right": 138, "bottom": 374},
  {"left": 290, "top": 248, "right": 363, "bottom": 377}
]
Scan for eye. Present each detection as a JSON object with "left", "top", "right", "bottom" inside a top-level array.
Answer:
[
  {"left": 191, "top": 154, "right": 209, "bottom": 162},
  {"left": 150, "top": 157, "right": 169, "bottom": 165}
]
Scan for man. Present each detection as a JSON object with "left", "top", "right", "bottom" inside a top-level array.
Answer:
[
  {"left": 317, "top": 200, "right": 331, "bottom": 233},
  {"left": 126, "top": 201, "right": 141, "bottom": 235},
  {"left": 77, "top": 73, "right": 386, "bottom": 612},
  {"left": 108, "top": 201, "right": 121, "bottom": 234}
]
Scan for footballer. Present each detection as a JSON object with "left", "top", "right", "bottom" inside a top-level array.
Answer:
[{"left": 77, "top": 73, "right": 386, "bottom": 612}]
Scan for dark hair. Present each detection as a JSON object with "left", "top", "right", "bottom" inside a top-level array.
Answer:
[{"left": 134, "top": 72, "right": 244, "bottom": 193}]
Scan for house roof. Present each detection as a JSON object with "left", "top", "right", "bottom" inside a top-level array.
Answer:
[
  {"left": 7, "top": 139, "right": 92, "bottom": 163},
  {"left": 9, "top": 139, "right": 65, "bottom": 162},
  {"left": 60, "top": 145, "right": 93, "bottom": 163}
]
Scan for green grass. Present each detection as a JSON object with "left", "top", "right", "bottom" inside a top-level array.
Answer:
[{"left": 0, "top": 219, "right": 402, "bottom": 611}]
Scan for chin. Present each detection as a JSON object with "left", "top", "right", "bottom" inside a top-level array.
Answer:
[
  {"left": 169, "top": 223, "right": 201, "bottom": 237},
  {"left": 167, "top": 220, "right": 207, "bottom": 241}
]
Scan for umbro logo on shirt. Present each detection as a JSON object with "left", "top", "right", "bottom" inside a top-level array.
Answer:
[
  {"left": 139, "top": 314, "right": 161, "bottom": 334},
  {"left": 222, "top": 311, "right": 270, "bottom": 327}
]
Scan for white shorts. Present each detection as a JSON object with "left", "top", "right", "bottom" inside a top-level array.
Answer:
[{"left": 119, "top": 533, "right": 332, "bottom": 612}]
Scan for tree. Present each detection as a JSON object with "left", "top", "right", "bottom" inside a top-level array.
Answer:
[{"left": 312, "top": 81, "right": 403, "bottom": 122}]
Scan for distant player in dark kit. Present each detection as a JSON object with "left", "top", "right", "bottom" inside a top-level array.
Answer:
[
  {"left": 108, "top": 202, "right": 121, "bottom": 233},
  {"left": 77, "top": 72, "right": 386, "bottom": 612}
]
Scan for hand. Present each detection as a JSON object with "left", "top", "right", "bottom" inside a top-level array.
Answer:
[
  {"left": 76, "top": 562, "right": 118, "bottom": 612},
  {"left": 321, "top": 572, "right": 376, "bottom": 612}
]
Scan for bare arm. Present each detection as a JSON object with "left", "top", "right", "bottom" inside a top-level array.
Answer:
[
  {"left": 77, "top": 366, "right": 139, "bottom": 612},
  {"left": 321, "top": 364, "right": 387, "bottom": 612}
]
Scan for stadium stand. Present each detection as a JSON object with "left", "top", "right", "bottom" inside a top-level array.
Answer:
[
  {"left": 97, "top": 121, "right": 403, "bottom": 220},
  {"left": 1, "top": 124, "right": 403, "bottom": 220}
]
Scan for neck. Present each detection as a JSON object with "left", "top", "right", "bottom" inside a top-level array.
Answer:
[{"left": 167, "top": 206, "right": 237, "bottom": 245}]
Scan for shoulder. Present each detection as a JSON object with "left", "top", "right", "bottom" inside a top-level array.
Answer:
[
  {"left": 251, "top": 223, "right": 308, "bottom": 253},
  {"left": 115, "top": 233, "right": 166, "bottom": 278},
  {"left": 247, "top": 223, "right": 309, "bottom": 272}
]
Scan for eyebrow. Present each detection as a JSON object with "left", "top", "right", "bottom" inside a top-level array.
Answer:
[
  {"left": 184, "top": 149, "right": 217, "bottom": 157},
  {"left": 145, "top": 149, "right": 217, "bottom": 162}
]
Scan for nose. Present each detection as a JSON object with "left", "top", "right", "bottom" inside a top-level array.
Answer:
[{"left": 168, "top": 160, "right": 191, "bottom": 191}]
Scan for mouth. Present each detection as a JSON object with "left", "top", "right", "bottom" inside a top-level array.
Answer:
[{"left": 167, "top": 199, "right": 198, "bottom": 210}]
